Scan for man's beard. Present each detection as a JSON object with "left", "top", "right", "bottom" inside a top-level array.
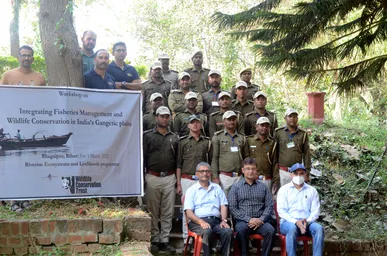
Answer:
[{"left": 210, "top": 81, "right": 220, "bottom": 88}]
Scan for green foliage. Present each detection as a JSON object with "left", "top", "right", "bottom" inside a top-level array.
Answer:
[
  {"left": 0, "top": 56, "right": 47, "bottom": 79},
  {"left": 97, "top": 244, "right": 123, "bottom": 256},
  {"left": 213, "top": 0, "right": 387, "bottom": 95},
  {"left": 133, "top": 64, "right": 148, "bottom": 80}
]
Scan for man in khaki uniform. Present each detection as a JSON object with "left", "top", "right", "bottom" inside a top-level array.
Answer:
[
  {"left": 231, "top": 81, "right": 254, "bottom": 116},
  {"left": 143, "top": 106, "right": 178, "bottom": 253},
  {"left": 231, "top": 67, "right": 260, "bottom": 100},
  {"left": 202, "top": 70, "right": 224, "bottom": 116},
  {"left": 245, "top": 91, "right": 278, "bottom": 137},
  {"left": 176, "top": 115, "right": 212, "bottom": 241},
  {"left": 143, "top": 93, "right": 173, "bottom": 131},
  {"left": 274, "top": 108, "right": 311, "bottom": 186},
  {"left": 184, "top": 51, "right": 210, "bottom": 92},
  {"left": 211, "top": 111, "right": 249, "bottom": 194},
  {"left": 158, "top": 53, "right": 179, "bottom": 89},
  {"left": 209, "top": 91, "right": 244, "bottom": 137},
  {"left": 0, "top": 45, "right": 46, "bottom": 86},
  {"left": 142, "top": 61, "right": 173, "bottom": 113},
  {"left": 168, "top": 72, "right": 203, "bottom": 116},
  {"left": 247, "top": 117, "right": 279, "bottom": 194},
  {"left": 173, "top": 92, "right": 207, "bottom": 137}
]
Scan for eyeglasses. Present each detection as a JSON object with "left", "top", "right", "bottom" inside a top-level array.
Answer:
[
  {"left": 115, "top": 49, "right": 126, "bottom": 53},
  {"left": 20, "top": 54, "right": 33, "bottom": 59},
  {"left": 197, "top": 170, "right": 211, "bottom": 174}
]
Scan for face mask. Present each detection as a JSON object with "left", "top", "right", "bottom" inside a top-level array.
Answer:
[{"left": 292, "top": 175, "right": 304, "bottom": 185}]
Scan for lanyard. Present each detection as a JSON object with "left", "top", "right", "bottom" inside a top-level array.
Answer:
[
  {"left": 227, "top": 134, "right": 236, "bottom": 146},
  {"left": 286, "top": 130, "right": 297, "bottom": 141}
]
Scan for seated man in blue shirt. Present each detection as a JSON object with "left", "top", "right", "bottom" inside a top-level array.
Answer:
[
  {"left": 107, "top": 42, "right": 142, "bottom": 90},
  {"left": 277, "top": 163, "right": 324, "bottom": 256},
  {"left": 84, "top": 49, "right": 124, "bottom": 90},
  {"left": 228, "top": 157, "right": 276, "bottom": 256},
  {"left": 184, "top": 162, "right": 233, "bottom": 256}
]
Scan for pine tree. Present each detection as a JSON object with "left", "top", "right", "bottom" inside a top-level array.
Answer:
[{"left": 213, "top": 0, "right": 387, "bottom": 94}]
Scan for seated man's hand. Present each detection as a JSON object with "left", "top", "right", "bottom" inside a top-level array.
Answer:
[
  {"left": 219, "top": 220, "right": 229, "bottom": 229},
  {"left": 198, "top": 219, "right": 211, "bottom": 229},
  {"left": 296, "top": 219, "right": 307, "bottom": 234},
  {"left": 248, "top": 218, "right": 264, "bottom": 230}
]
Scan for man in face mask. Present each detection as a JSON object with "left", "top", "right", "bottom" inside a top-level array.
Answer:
[{"left": 276, "top": 163, "right": 324, "bottom": 256}]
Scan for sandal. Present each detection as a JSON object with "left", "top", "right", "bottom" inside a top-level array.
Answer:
[
  {"left": 21, "top": 201, "right": 32, "bottom": 209},
  {"left": 11, "top": 203, "right": 23, "bottom": 213}
]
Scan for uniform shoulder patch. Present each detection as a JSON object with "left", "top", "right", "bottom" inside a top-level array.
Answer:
[
  {"left": 141, "top": 79, "right": 150, "bottom": 85},
  {"left": 275, "top": 126, "right": 285, "bottom": 131},
  {"left": 214, "top": 130, "right": 223, "bottom": 135},
  {"left": 143, "top": 129, "right": 153, "bottom": 135},
  {"left": 204, "top": 136, "right": 211, "bottom": 140},
  {"left": 170, "top": 69, "right": 178, "bottom": 73},
  {"left": 164, "top": 79, "right": 173, "bottom": 84},
  {"left": 184, "top": 68, "right": 193, "bottom": 72},
  {"left": 231, "top": 99, "right": 236, "bottom": 103},
  {"left": 245, "top": 111, "right": 255, "bottom": 117},
  {"left": 246, "top": 134, "right": 255, "bottom": 138},
  {"left": 179, "top": 135, "right": 189, "bottom": 140},
  {"left": 203, "top": 68, "right": 211, "bottom": 71}
]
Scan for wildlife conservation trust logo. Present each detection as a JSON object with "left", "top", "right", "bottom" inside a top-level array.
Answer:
[{"left": 61, "top": 176, "right": 101, "bottom": 194}]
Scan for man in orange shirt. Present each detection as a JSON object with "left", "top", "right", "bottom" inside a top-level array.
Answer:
[{"left": 0, "top": 45, "right": 46, "bottom": 86}]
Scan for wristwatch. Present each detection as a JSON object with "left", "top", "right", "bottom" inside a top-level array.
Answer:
[
  {"left": 122, "top": 81, "right": 127, "bottom": 88},
  {"left": 222, "top": 219, "right": 228, "bottom": 223}
]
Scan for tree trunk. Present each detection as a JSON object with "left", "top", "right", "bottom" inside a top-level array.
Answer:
[
  {"left": 39, "top": 0, "right": 83, "bottom": 87},
  {"left": 10, "top": 0, "right": 21, "bottom": 58}
]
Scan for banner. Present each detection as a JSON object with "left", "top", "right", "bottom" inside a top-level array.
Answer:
[{"left": 0, "top": 85, "right": 143, "bottom": 200}]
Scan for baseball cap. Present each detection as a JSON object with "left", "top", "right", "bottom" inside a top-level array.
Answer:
[
  {"left": 184, "top": 91, "right": 198, "bottom": 100},
  {"left": 150, "top": 93, "right": 163, "bottom": 102},
  {"left": 256, "top": 117, "right": 271, "bottom": 125},
  {"left": 222, "top": 110, "right": 237, "bottom": 120},
  {"left": 235, "top": 81, "right": 248, "bottom": 89},
  {"left": 239, "top": 67, "right": 252, "bottom": 76},
  {"left": 188, "top": 114, "right": 201, "bottom": 123},
  {"left": 179, "top": 71, "right": 191, "bottom": 80},
  {"left": 289, "top": 163, "right": 306, "bottom": 173},
  {"left": 208, "top": 69, "right": 221, "bottom": 77},
  {"left": 285, "top": 108, "right": 298, "bottom": 117},
  {"left": 151, "top": 61, "right": 162, "bottom": 69},
  {"left": 155, "top": 106, "right": 171, "bottom": 116},
  {"left": 253, "top": 91, "right": 267, "bottom": 99},
  {"left": 191, "top": 51, "right": 203, "bottom": 59},
  {"left": 158, "top": 53, "right": 170, "bottom": 59},
  {"left": 218, "top": 91, "right": 231, "bottom": 99}
]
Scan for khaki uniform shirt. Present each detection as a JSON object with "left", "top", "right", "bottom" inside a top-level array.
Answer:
[
  {"left": 231, "top": 99, "right": 254, "bottom": 117},
  {"left": 143, "top": 112, "right": 173, "bottom": 131},
  {"left": 142, "top": 78, "right": 173, "bottom": 113},
  {"left": 244, "top": 110, "right": 278, "bottom": 137},
  {"left": 162, "top": 69, "right": 179, "bottom": 89},
  {"left": 208, "top": 110, "right": 244, "bottom": 138},
  {"left": 202, "top": 89, "right": 223, "bottom": 116},
  {"left": 211, "top": 129, "right": 249, "bottom": 178},
  {"left": 184, "top": 67, "right": 210, "bottom": 92},
  {"left": 143, "top": 127, "right": 179, "bottom": 172},
  {"left": 247, "top": 135, "right": 279, "bottom": 185},
  {"left": 168, "top": 90, "right": 203, "bottom": 115},
  {"left": 173, "top": 110, "right": 207, "bottom": 137},
  {"left": 274, "top": 126, "right": 311, "bottom": 175},
  {"left": 177, "top": 135, "right": 212, "bottom": 175},
  {"left": 231, "top": 83, "right": 260, "bottom": 101}
]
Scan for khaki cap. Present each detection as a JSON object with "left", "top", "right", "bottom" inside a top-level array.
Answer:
[
  {"left": 151, "top": 61, "right": 162, "bottom": 69},
  {"left": 150, "top": 92, "right": 163, "bottom": 102},
  {"left": 222, "top": 110, "right": 237, "bottom": 120},
  {"left": 285, "top": 108, "right": 298, "bottom": 117},
  {"left": 156, "top": 106, "right": 171, "bottom": 116},
  {"left": 158, "top": 53, "right": 170, "bottom": 59},
  {"left": 218, "top": 91, "right": 231, "bottom": 99},
  {"left": 253, "top": 91, "right": 267, "bottom": 99},
  {"left": 184, "top": 91, "right": 198, "bottom": 100},
  {"left": 235, "top": 81, "right": 248, "bottom": 89},
  {"left": 208, "top": 69, "right": 221, "bottom": 77},
  {"left": 256, "top": 116, "right": 271, "bottom": 125},
  {"left": 239, "top": 67, "right": 252, "bottom": 76},
  {"left": 179, "top": 71, "right": 191, "bottom": 80}
]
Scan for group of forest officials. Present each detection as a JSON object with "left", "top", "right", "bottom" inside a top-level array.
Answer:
[{"left": 0, "top": 31, "right": 324, "bottom": 256}]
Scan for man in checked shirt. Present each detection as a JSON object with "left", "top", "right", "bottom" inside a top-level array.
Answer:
[{"left": 228, "top": 157, "right": 276, "bottom": 256}]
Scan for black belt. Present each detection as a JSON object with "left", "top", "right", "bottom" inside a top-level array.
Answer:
[{"left": 202, "top": 216, "right": 220, "bottom": 220}]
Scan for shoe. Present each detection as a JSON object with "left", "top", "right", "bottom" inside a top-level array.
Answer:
[
  {"left": 11, "top": 203, "right": 23, "bottom": 213},
  {"left": 150, "top": 242, "right": 159, "bottom": 253},
  {"left": 158, "top": 242, "right": 176, "bottom": 252},
  {"left": 21, "top": 201, "right": 32, "bottom": 209}
]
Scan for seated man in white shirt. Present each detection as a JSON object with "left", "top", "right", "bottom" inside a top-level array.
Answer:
[
  {"left": 277, "top": 163, "right": 324, "bottom": 256},
  {"left": 184, "top": 162, "right": 233, "bottom": 256}
]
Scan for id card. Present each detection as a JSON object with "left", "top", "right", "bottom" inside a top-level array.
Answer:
[
  {"left": 230, "top": 146, "right": 239, "bottom": 152},
  {"left": 212, "top": 101, "right": 219, "bottom": 106},
  {"left": 287, "top": 141, "right": 295, "bottom": 148}
]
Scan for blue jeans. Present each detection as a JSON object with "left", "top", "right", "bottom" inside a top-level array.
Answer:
[
  {"left": 235, "top": 221, "right": 275, "bottom": 256},
  {"left": 280, "top": 221, "right": 324, "bottom": 256}
]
